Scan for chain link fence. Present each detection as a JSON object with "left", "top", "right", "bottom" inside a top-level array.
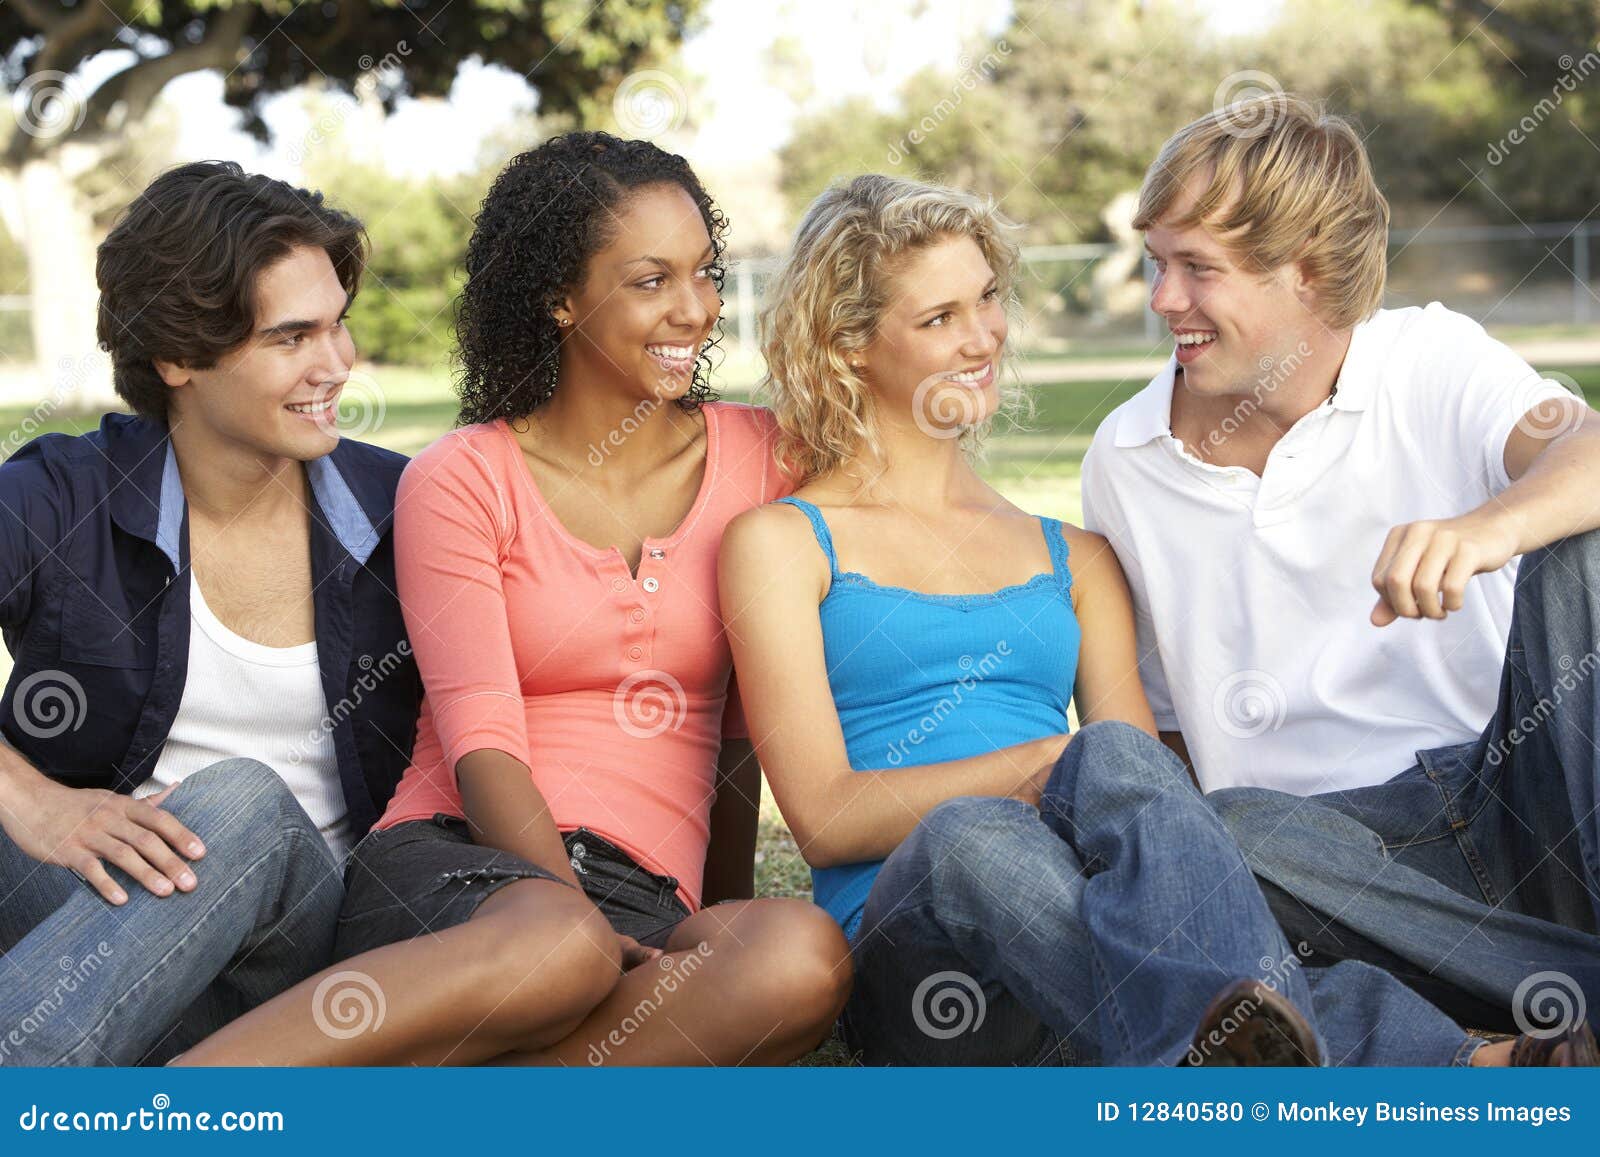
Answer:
[
  {"left": 3, "top": 222, "right": 1597, "bottom": 370},
  {"left": 716, "top": 221, "right": 1600, "bottom": 357}
]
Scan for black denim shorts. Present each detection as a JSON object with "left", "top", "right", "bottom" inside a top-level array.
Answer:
[{"left": 334, "top": 813, "right": 692, "bottom": 961}]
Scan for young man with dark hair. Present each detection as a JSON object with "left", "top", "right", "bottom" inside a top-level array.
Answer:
[{"left": 0, "top": 161, "right": 419, "bottom": 1066}]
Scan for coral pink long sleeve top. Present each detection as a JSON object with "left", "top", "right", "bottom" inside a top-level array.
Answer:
[{"left": 374, "top": 402, "right": 787, "bottom": 910}]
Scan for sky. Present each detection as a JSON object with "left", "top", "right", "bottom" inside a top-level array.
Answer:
[{"left": 141, "top": 0, "right": 1282, "bottom": 182}]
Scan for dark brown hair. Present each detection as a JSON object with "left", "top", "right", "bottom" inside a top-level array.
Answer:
[{"left": 96, "top": 160, "right": 368, "bottom": 421}]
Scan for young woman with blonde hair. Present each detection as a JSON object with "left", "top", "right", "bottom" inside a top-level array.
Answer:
[{"left": 719, "top": 173, "right": 1529, "bottom": 1067}]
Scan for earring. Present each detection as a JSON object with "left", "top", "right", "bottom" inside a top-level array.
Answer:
[{"left": 556, "top": 317, "right": 571, "bottom": 327}]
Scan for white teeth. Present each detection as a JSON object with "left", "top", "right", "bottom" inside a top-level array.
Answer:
[
  {"left": 647, "top": 344, "right": 696, "bottom": 360},
  {"left": 1175, "top": 332, "right": 1218, "bottom": 346},
  {"left": 287, "top": 400, "right": 335, "bottom": 414},
  {"left": 946, "top": 363, "right": 990, "bottom": 383}
]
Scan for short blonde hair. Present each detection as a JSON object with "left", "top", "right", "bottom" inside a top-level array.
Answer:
[
  {"left": 1133, "top": 94, "right": 1390, "bottom": 330},
  {"left": 760, "top": 174, "right": 1023, "bottom": 483}
]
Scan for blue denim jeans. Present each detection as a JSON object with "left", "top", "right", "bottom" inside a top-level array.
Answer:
[
  {"left": 0, "top": 758, "right": 343, "bottom": 1066},
  {"left": 840, "top": 722, "right": 1478, "bottom": 1066},
  {"left": 1210, "top": 529, "right": 1600, "bottom": 1034}
]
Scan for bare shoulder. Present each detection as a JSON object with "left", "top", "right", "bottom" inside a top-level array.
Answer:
[
  {"left": 1052, "top": 521, "right": 1128, "bottom": 605},
  {"left": 721, "top": 500, "right": 830, "bottom": 589},
  {"left": 1055, "top": 521, "right": 1114, "bottom": 564}
]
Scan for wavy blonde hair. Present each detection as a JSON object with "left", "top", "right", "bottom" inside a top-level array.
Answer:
[
  {"left": 1133, "top": 93, "right": 1390, "bottom": 330},
  {"left": 760, "top": 174, "right": 1024, "bottom": 484}
]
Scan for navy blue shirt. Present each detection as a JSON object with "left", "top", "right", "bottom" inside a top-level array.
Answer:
[{"left": 0, "top": 413, "right": 420, "bottom": 837}]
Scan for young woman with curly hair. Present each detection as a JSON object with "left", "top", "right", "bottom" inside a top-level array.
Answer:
[
  {"left": 718, "top": 174, "right": 1523, "bottom": 1068},
  {"left": 174, "top": 133, "right": 851, "bottom": 1066}
]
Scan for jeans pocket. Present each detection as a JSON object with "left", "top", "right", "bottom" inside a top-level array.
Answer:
[{"left": 565, "top": 828, "right": 682, "bottom": 914}]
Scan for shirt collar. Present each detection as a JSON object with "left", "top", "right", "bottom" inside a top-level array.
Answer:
[
  {"left": 1113, "top": 356, "right": 1179, "bottom": 448},
  {"left": 305, "top": 453, "right": 381, "bottom": 565},
  {"left": 1326, "top": 311, "right": 1380, "bottom": 413},
  {"left": 1112, "top": 313, "right": 1383, "bottom": 449},
  {"left": 110, "top": 421, "right": 381, "bottom": 570}
]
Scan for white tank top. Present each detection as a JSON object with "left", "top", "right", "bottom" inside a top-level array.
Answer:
[{"left": 136, "top": 576, "right": 351, "bottom": 862}]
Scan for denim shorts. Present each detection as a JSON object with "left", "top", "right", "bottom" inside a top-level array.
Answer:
[{"left": 334, "top": 813, "right": 692, "bottom": 961}]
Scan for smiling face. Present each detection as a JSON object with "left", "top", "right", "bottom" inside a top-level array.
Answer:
[
  {"left": 555, "top": 183, "right": 720, "bottom": 406},
  {"left": 1144, "top": 180, "right": 1326, "bottom": 400},
  {"left": 856, "top": 233, "right": 1006, "bottom": 437},
  {"left": 158, "top": 244, "right": 355, "bottom": 460}
]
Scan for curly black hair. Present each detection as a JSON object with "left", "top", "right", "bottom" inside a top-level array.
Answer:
[{"left": 454, "top": 132, "right": 730, "bottom": 426}]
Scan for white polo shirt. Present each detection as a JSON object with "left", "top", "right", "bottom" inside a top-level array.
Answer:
[{"left": 1081, "top": 302, "right": 1577, "bottom": 795}]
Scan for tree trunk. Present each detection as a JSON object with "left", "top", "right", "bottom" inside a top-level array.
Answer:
[{"left": 8, "top": 146, "right": 117, "bottom": 413}]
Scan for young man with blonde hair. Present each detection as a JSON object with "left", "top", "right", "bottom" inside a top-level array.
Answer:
[{"left": 1083, "top": 94, "right": 1600, "bottom": 1054}]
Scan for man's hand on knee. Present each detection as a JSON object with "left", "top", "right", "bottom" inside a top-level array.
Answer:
[{"left": 0, "top": 758, "right": 205, "bottom": 905}]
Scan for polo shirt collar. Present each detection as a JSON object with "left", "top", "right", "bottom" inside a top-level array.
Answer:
[
  {"left": 1327, "top": 312, "right": 1380, "bottom": 412},
  {"left": 1113, "top": 356, "right": 1179, "bottom": 448}
]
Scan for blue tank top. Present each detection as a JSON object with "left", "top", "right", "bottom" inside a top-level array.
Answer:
[{"left": 773, "top": 497, "right": 1081, "bottom": 940}]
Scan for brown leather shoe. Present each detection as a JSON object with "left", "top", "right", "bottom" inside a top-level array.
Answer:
[
  {"left": 1509, "top": 1023, "right": 1598, "bottom": 1066},
  {"left": 1182, "top": 979, "right": 1322, "bottom": 1066}
]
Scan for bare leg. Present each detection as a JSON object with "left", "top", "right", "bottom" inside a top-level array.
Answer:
[
  {"left": 173, "top": 878, "right": 624, "bottom": 1065},
  {"left": 498, "top": 898, "right": 852, "bottom": 1066},
  {"left": 1472, "top": 1041, "right": 1512, "bottom": 1067}
]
